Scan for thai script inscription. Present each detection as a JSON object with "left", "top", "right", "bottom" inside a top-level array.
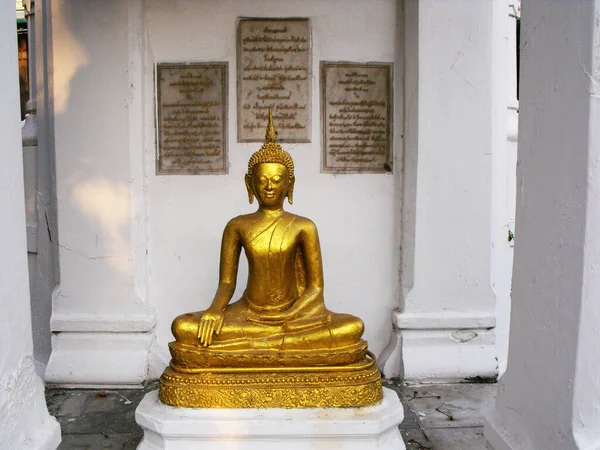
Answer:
[
  {"left": 321, "top": 62, "right": 393, "bottom": 173},
  {"left": 157, "top": 63, "right": 228, "bottom": 174},
  {"left": 238, "top": 19, "right": 311, "bottom": 142}
]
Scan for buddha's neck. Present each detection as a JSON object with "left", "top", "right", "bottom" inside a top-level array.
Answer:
[{"left": 257, "top": 206, "right": 285, "bottom": 217}]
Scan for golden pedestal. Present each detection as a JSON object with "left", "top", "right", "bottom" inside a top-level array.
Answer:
[{"left": 159, "top": 352, "right": 383, "bottom": 409}]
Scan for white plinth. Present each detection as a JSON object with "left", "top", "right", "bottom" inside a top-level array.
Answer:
[{"left": 135, "top": 387, "right": 406, "bottom": 450}]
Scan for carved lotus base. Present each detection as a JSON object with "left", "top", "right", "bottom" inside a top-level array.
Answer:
[
  {"left": 168, "top": 340, "right": 369, "bottom": 369},
  {"left": 158, "top": 353, "right": 383, "bottom": 408}
]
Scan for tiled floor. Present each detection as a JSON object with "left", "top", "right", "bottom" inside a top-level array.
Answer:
[{"left": 46, "top": 380, "right": 496, "bottom": 449}]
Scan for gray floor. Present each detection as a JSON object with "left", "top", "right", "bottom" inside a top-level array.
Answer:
[
  {"left": 45, "top": 380, "right": 496, "bottom": 449},
  {"left": 383, "top": 381, "right": 496, "bottom": 450}
]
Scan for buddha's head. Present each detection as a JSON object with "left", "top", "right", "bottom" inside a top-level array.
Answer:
[{"left": 245, "top": 110, "right": 295, "bottom": 208}]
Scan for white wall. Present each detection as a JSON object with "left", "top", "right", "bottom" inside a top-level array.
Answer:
[
  {"left": 0, "top": 1, "right": 61, "bottom": 447},
  {"left": 144, "top": 0, "right": 402, "bottom": 373},
  {"left": 46, "top": 0, "right": 402, "bottom": 384},
  {"left": 46, "top": 0, "right": 514, "bottom": 385}
]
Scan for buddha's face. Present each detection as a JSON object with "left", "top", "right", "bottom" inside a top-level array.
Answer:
[{"left": 247, "top": 163, "right": 291, "bottom": 208}]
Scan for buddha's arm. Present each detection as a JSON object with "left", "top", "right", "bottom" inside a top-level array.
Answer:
[
  {"left": 198, "top": 220, "right": 242, "bottom": 346},
  {"left": 297, "top": 221, "right": 325, "bottom": 310}
]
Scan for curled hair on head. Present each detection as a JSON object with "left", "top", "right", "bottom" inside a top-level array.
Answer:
[
  {"left": 247, "top": 143, "right": 295, "bottom": 179},
  {"left": 247, "top": 108, "right": 295, "bottom": 179}
]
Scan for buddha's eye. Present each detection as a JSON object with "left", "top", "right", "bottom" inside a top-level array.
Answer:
[{"left": 272, "top": 176, "right": 281, "bottom": 183}]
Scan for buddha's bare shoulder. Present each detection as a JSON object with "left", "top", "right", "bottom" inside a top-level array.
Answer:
[
  {"left": 224, "top": 214, "right": 253, "bottom": 229},
  {"left": 220, "top": 215, "right": 252, "bottom": 236}
]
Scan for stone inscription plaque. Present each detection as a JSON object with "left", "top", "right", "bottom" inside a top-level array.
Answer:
[
  {"left": 238, "top": 18, "right": 311, "bottom": 142},
  {"left": 321, "top": 62, "right": 393, "bottom": 173},
  {"left": 157, "top": 62, "right": 228, "bottom": 174}
]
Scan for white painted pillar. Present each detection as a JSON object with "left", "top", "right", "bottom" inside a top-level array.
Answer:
[
  {"left": 485, "top": 0, "right": 600, "bottom": 448},
  {"left": 0, "top": 2, "right": 61, "bottom": 448},
  {"left": 492, "top": 0, "right": 520, "bottom": 376},
  {"left": 381, "top": 0, "right": 499, "bottom": 381},
  {"left": 24, "top": 0, "right": 60, "bottom": 376},
  {"left": 45, "top": 0, "right": 155, "bottom": 387}
]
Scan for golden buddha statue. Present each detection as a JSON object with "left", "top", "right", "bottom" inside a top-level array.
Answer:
[{"left": 159, "top": 110, "right": 382, "bottom": 408}]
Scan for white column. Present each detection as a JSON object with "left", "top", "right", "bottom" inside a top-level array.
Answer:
[
  {"left": 381, "top": 0, "right": 499, "bottom": 381},
  {"left": 485, "top": 0, "right": 600, "bottom": 448},
  {"left": 25, "top": 0, "right": 60, "bottom": 375},
  {"left": 45, "top": 0, "right": 155, "bottom": 387},
  {"left": 0, "top": 1, "right": 61, "bottom": 448},
  {"left": 495, "top": 0, "right": 519, "bottom": 376}
]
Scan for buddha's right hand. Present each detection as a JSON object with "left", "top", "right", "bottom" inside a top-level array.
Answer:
[{"left": 197, "top": 309, "right": 224, "bottom": 347}]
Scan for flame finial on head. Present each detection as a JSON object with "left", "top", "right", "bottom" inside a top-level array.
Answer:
[{"left": 265, "top": 108, "right": 277, "bottom": 143}]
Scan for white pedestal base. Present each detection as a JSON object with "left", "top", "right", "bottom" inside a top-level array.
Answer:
[
  {"left": 135, "top": 387, "right": 406, "bottom": 450},
  {"left": 45, "top": 331, "right": 153, "bottom": 387},
  {"left": 381, "top": 311, "right": 498, "bottom": 381}
]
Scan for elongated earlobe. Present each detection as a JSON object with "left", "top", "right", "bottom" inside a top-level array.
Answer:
[
  {"left": 287, "top": 177, "right": 295, "bottom": 205},
  {"left": 244, "top": 174, "right": 254, "bottom": 204}
]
